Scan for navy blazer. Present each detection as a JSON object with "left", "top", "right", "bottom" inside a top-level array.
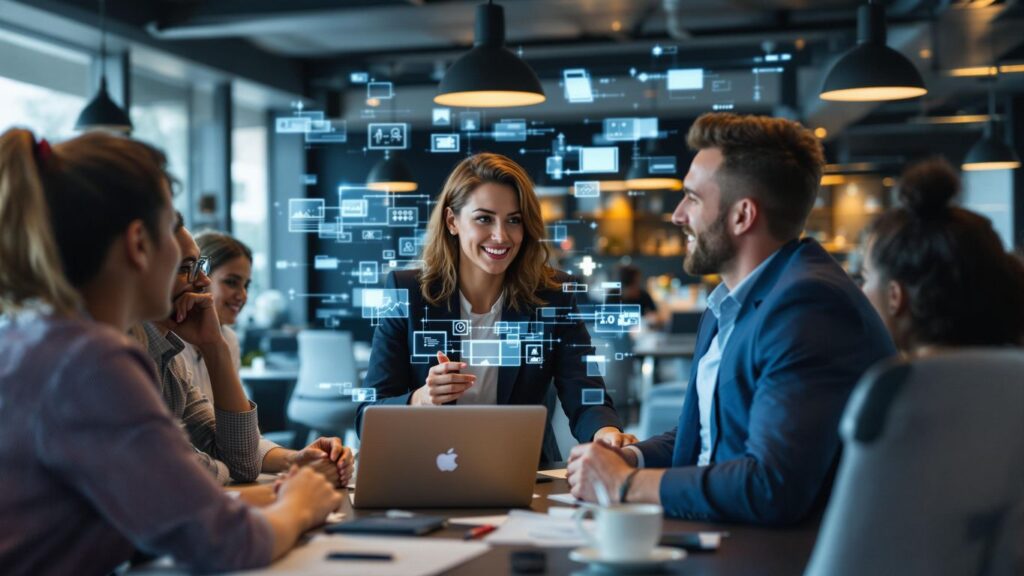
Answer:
[
  {"left": 356, "top": 268, "right": 623, "bottom": 462},
  {"left": 634, "top": 239, "right": 896, "bottom": 524}
]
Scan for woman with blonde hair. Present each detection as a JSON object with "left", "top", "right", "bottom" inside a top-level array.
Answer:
[
  {"left": 0, "top": 129, "right": 340, "bottom": 574},
  {"left": 357, "top": 152, "right": 634, "bottom": 461}
]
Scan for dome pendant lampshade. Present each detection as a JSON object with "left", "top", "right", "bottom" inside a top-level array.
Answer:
[
  {"left": 76, "top": 77, "right": 133, "bottom": 133},
  {"left": 367, "top": 153, "right": 418, "bottom": 192},
  {"left": 820, "top": 1, "right": 927, "bottom": 102},
  {"left": 434, "top": 1, "right": 545, "bottom": 108},
  {"left": 76, "top": 0, "right": 132, "bottom": 133},
  {"left": 962, "top": 88, "right": 1021, "bottom": 171}
]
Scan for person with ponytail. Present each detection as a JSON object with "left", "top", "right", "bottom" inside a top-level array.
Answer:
[
  {"left": 860, "top": 157, "right": 1024, "bottom": 353},
  {"left": 0, "top": 129, "right": 340, "bottom": 575}
]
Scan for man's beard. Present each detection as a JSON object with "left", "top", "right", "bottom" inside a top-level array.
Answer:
[{"left": 683, "top": 211, "right": 736, "bottom": 276}]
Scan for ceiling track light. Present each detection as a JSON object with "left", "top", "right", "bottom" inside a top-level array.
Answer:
[
  {"left": 434, "top": 1, "right": 545, "bottom": 108},
  {"left": 819, "top": 0, "right": 927, "bottom": 102},
  {"left": 75, "top": 0, "right": 132, "bottom": 133}
]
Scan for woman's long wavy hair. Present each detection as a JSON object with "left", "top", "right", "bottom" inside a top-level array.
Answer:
[{"left": 420, "top": 153, "right": 559, "bottom": 312}]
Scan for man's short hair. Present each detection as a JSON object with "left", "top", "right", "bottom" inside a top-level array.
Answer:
[{"left": 687, "top": 113, "right": 824, "bottom": 241}]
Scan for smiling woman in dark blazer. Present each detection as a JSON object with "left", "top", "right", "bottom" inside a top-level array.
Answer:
[{"left": 357, "top": 152, "right": 635, "bottom": 461}]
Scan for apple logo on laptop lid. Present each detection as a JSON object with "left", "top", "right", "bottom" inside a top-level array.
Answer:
[{"left": 436, "top": 448, "right": 458, "bottom": 472}]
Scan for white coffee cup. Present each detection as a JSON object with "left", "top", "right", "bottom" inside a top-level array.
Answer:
[{"left": 574, "top": 503, "right": 664, "bottom": 561}]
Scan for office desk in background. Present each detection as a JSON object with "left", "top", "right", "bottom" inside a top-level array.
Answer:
[{"left": 632, "top": 333, "right": 699, "bottom": 397}]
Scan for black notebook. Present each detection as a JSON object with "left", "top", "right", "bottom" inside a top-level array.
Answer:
[{"left": 324, "top": 515, "right": 447, "bottom": 536}]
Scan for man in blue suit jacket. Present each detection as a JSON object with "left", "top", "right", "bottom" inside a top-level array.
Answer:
[{"left": 567, "top": 113, "right": 896, "bottom": 524}]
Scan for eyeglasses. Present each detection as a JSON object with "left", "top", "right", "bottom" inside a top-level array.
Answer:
[{"left": 182, "top": 256, "right": 211, "bottom": 283}]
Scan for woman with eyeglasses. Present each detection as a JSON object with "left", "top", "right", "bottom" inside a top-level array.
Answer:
[
  {"left": 0, "top": 129, "right": 340, "bottom": 574},
  {"left": 184, "top": 231, "right": 355, "bottom": 489}
]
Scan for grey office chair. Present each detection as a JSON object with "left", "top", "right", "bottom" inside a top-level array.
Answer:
[
  {"left": 286, "top": 330, "right": 361, "bottom": 446},
  {"left": 805, "top": 349, "right": 1024, "bottom": 576}
]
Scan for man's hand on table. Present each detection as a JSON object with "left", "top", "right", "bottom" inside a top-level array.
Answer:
[{"left": 566, "top": 441, "right": 636, "bottom": 503}]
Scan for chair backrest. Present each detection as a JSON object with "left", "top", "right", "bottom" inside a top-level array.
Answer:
[
  {"left": 293, "top": 330, "right": 358, "bottom": 400},
  {"left": 669, "top": 311, "right": 702, "bottom": 334},
  {"left": 805, "top": 349, "right": 1024, "bottom": 576}
]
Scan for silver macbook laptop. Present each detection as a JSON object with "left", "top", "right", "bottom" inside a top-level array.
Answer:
[{"left": 353, "top": 405, "right": 547, "bottom": 509}]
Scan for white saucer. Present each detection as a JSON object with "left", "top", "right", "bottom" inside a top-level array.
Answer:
[{"left": 569, "top": 546, "right": 686, "bottom": 570}]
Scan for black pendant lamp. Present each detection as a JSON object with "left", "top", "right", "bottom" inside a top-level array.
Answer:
[
  {"left": 76, "top": 0, "right": 132, "bottom": 133},
  {"left": 820, "top": 0, "right": 927, "bottom": 102},
  {"left": 434, "top": 1, "right": 545, "bottom": 108},
  {"left": 963, "top": 84, "right": 1021, "bottom": 171},
  {"left": 367, "top": 152, "right": 418, "bottom": 192}
]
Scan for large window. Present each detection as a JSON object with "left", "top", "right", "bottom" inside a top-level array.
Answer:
[
  {"left": 0, "top": 28, "right": 89, "bottom": 140},
  {"left": 131, "top": 70, "right": 190, "bottom": 217},
  {"left": 232, "top": 103, "right": 270, "bottom": 301}
]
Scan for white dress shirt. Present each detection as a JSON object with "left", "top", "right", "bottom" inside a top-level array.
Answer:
[{"left": 456, "top": 290, "right": 502, "bottom": 405}]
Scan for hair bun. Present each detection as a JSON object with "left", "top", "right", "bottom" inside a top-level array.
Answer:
[{"left": 897, "top": 157, "right": 959, "bottom": 218}]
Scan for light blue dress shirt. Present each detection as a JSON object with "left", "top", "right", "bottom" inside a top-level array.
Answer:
[{"left": 694, "top": 250, "right": 780, "bottom": 465}]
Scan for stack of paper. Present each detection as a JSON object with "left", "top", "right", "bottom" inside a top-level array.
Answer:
[
  {"left": 236, "top": 535, "right": 490, "bottom": 576},
  {"left": 483, "top": 510, "right": 591, "bottom": 548}
]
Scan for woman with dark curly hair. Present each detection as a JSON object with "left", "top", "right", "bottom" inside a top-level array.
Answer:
[{"left": 860, "top": 157, "right": 1024, "bottom": 353}]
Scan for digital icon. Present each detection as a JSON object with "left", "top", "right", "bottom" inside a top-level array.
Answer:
[
  {"left": 350, "top": 388, "right": 377, "bottom": 402},
  {"left": 432, "top": 108, "right": 451, "bottom": 126},
  {"left": 494, "top": 119, "right": 527, "bottom": 142},
  {"left": 595, "top": 304, "right": 643, "bottom": 333},
  {"left": 288, "top": 198, "right": 324, "bottom": 232},
  {"left": 314, "top": 255, "right": 339, "bottom": 270},
  {"left": 276, "top": 117, "right": 311, "bottom": 133},
  {"left": 359, "top": 261, "right": 379, "bottom": 284},
  {"left": 648, "top": 156, "right": 677, "bottom": 174},
  {"left": 387, "top": 207, "right": 418, "bottom": 227},
  {"left": 304, "top": 119, "right": 347, "bottom": 144},
  {"left": 382, "top": 249, "right": 396, "bottom": 260},
  {"left": 526, "top": 344, "right": 544, "bottom": 365},
  {"left": 667, "top": 68, "right": 704, "bottom": 91},
  {"left": 561, "top": 282, "right": 588, "bottom": 293},
  {"left": 361, "top": 288, "right": 409, "bottom": 319},
  {"left": 399, "top": 237, "right": 417, "bottom": 256},
  {"left": 436, "top": 448, "right": 459, "bottom": 472},
  {"left": 453, "top": 320, "right": 470, "bottom": 336},
  {"left": 563, "top": 69, "right": 595, "bottom": 103},
  {"left": 603, "top": 117, "right": 658, "bottom": 141},
  {"left": 414, "top": 331, "right": 448, "bottom": 357},
  {"left": 545, "top": 156, "right": 563, "bottom": 176},
  {"left": 431, "top": 133, "right": 460, "bottom": 153},
  {"left": 460, "top": 112, "right": 481, "bottom": 131},
  {"left": 573, "top": 181, "right": 600, "bottom": 198},
  {"left": 366, "top": 81, "right": 394, "bottom": 100},
  {"left": 349, "top": 72, "right": 369, "bottom": 84},
  {"left": 578, "top": 147, "right": 618, "bottom": 173},
  {"left": 367, "top": 123, "right": 408, "bottom": 150},
  {"left": 581, "top": 388, "right": 605, "bottom": 405},
  {"left": 547, "top": 224, "right": 567, "bottom": 242},
  {"left": 340, "top": 199, "right": 368, "bottom": 217}
]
